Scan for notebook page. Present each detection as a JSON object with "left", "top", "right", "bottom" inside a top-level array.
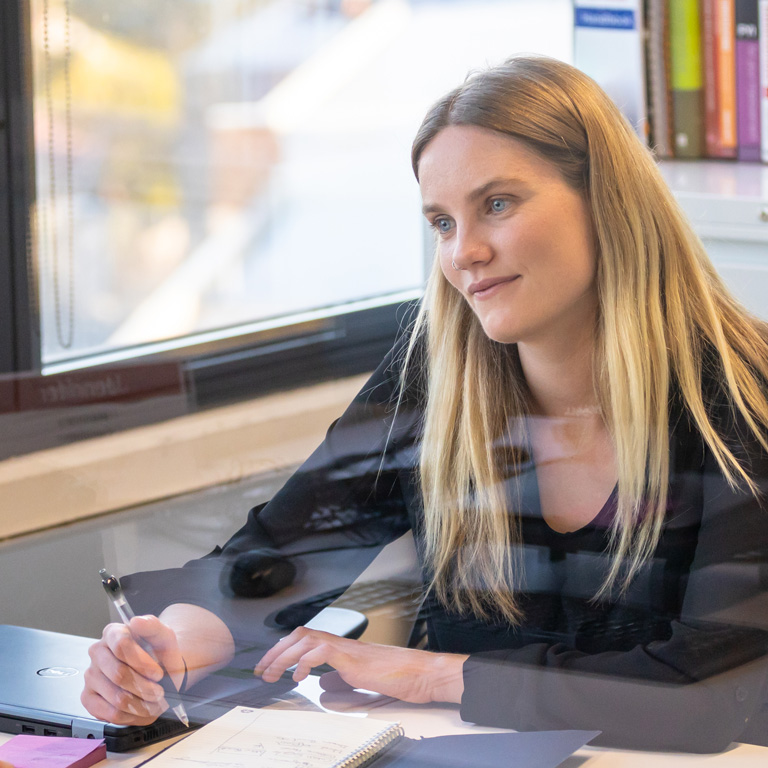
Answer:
[{"left": 142, "top": 706, "right": 400, "bottom": 768}]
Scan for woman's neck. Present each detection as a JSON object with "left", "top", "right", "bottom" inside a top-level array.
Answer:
[{"left": 517, "top": 332, "right": 598, "bottom": 419}]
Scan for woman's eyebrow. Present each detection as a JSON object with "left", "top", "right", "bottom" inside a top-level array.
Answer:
[
  {"left": 467, "top": 177, "right": 526, "bottom": 201},
  {"left": 421, "top": 177, "right": 528, "bottom": 214}
]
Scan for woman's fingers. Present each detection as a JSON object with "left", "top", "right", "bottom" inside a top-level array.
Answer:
[
  {"left": 90, "top": 625, "right": 164, "bottom": 699},
  {"left": 253, "top": 633, "right": 300, "bottom": 677},
  {"left": 255, "top": 628, "right": 347, "bottom": 682},
  {"left": 254, "top": 628, "right": 467, "bottom": 705},
  {"left": 291, "top": 642, "right": 341, "bottom": 682},
  {"left": 80, "top": 683, "right": 164, "bottom": 726},
  {"left": 81, "top": 617, "right": 181, "bottom": 725},
  {"left": 81, "top": 656, "right": 166, "bottom": 725},
  {"left": 126, "top": 615, "right": 186, "bottom": 689}
]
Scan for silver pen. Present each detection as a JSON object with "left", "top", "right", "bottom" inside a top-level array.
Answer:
[{"left": 99, "top": 569, "right": 190, "bottom": 727}]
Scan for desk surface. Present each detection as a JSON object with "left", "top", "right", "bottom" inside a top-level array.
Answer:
[{"left": 2, "top": 676, "right": 767, "bottom": 768}]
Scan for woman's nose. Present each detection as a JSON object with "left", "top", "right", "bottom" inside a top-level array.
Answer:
[{"left": 451, "top": 226, "right": 492, "bottom": 270}]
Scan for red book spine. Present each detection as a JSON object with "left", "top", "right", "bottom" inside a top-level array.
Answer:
[{"left": 702, "top": 0, "right": 722, "bottom": 155}]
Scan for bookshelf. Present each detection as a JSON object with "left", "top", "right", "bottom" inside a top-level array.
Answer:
[
  {"left": 659, "top": 160, "right": 768, "bottom": 320},
  {"left": 571, "top": 2, "right": 768, "bottom": 320}
]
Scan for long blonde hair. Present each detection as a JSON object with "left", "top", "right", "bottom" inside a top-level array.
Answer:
[{"left": 405, "top": 55, "right": 768, "bottom": 622}]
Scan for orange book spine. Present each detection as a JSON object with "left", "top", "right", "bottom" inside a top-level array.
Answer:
[{"left": 715, "top": 0, "right": 738, "bottom": 155}]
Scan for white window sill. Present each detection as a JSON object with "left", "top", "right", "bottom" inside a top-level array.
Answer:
[{"left": 0, "top": 374, "right": 368, "bottom": 541}]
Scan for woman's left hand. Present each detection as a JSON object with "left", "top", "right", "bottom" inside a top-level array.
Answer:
[{"left": 255, "top": 628, "right": 467, "bottom": 704}]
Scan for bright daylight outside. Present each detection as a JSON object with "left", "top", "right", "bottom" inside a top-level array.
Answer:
[{"left": 30, "top": 0, "right": 572, "bottom": 367}]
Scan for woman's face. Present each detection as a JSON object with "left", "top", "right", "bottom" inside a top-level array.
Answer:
[{"left": 418, "top": 125, "right": 598, "bottom": 348}]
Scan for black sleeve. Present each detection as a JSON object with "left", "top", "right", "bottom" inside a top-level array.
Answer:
[
  {"left": 461, "top": 423, "right": 768, "bottom": 752},
  {"left": 121, "top": 334, "right": 420, "bottom": 652}
]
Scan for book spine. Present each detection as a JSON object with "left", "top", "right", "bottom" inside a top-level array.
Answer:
[
  {"left": 716, "top": 0, "right": 738, "bottom": 155},
  {"left": 760, "top": 0, "right": 768, "bottom": 161},
  {"left": 669, "top": 0, "right": 706, "bottom": 156},
  {"left": 647, "top": 0, "right": 675, "bottom": 155},
  {"left": 703, "top": 0, "right": 738, "bottom": 155},
  {"left": 702, "top": 0, "right": 722, "bottom": 155},
  {"left": 735, "top": 0, "right": 762, "bottom": 160}
]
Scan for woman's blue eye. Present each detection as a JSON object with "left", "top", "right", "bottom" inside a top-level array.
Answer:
[
  {"left": 433, "top": 218, "right": 452, "bottom": 233},
  {"left": 490, "top": 199, "right": 508, "bottom": 212}
]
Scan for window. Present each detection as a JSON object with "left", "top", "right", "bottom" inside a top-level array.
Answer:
[{"left": 0, "top": 0, "right": 573, "bottom": 454}]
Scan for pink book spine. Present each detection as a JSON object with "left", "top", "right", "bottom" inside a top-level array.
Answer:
[
  {"left": 736, "top": 0, "right": 762, "bottom": 160},
  {"left": 760, "top": 0, "right": 768, "bottom": 161}
]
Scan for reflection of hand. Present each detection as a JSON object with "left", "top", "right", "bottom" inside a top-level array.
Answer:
[
  {"left": 254, "top": 627, "right": 467, "bottom": 704},
  {"left": 81, "top": 616, "right": 184, "bottom": 726}
]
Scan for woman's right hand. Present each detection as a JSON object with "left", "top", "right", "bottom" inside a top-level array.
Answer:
[
  {"left": 0, "top": 761, "right": 15, "bottom": 768},
  {"left": 81, "top": 615, "right": 185, "bottom": 726}
]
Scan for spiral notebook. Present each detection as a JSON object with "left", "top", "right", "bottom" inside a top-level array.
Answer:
[
  {"left": 138, "top": 706, "right": 600, "bottom": 768},
  {"left": 139, "top": 707, "right": 403, "bottom": 768}
]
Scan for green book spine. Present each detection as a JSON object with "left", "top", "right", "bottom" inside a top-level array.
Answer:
[{"left": 669, "top": 0, "right": 705, "bottom": 156}]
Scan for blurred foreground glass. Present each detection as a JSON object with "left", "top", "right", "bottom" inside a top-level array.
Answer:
[{"left": 28, "top": 0, "right": 572, "bottom": 368}]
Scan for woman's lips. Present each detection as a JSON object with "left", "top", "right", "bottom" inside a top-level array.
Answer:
[{"left": 469, "top": 275, "right": 519, "bottom": 299}]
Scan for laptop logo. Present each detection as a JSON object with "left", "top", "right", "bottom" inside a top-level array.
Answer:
[{"left": 37, "top": 667, "right": 79, "bottom": 678}]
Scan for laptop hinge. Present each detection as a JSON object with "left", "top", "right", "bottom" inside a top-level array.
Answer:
[{"left": 71, "top": 718, "right": 106, "bottom": 739}]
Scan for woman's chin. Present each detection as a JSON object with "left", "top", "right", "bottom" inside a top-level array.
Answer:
[{"left": 478, "top": 321, "right": 522, "bottom": 346}]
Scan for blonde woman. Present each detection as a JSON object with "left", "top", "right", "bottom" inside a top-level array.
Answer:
[{"left": 83, "top": 57, "right": 768, "bottom": 752}]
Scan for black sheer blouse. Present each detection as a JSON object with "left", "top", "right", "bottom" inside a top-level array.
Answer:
[{"left": 124, "top": 336, "right": 768, "bottom": 752}]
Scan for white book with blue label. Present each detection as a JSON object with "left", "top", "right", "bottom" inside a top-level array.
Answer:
[{"left": 573, "top": 0, "right": 648, "bottom": 140}]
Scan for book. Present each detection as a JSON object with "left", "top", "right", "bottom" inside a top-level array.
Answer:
[
  {"left": 0, "top": 735, "right": 106, "bottom": 768},
  {"left": 760, "top": 0, "right": 768, "bottom": 161},
  {"left": 646, "top": 0, "right": 675, "bottom": 156},
  {"left": 735, "top": 0, "right": 762, "bottom": 160},
  {"left": 139, "top": 705, "right": 600, "bottom": 768},
  {"left": 669, "top": 0, "right": 705, "bottom": 157},
  {"left": 715, "top": 0, "right": 739, "bottom": 156},
  {"left": 141, "top": 707, "right": 404, "bottom": 768},
  {"left": 701, "top": 0, "right": 738, "bottom": 157},
  {"left": 573, "top": 1, "right": 648, "bottom": 140}
]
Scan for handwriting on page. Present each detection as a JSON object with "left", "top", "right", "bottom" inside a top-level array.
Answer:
[{"left": 213, "top": 729, "right": 349, "bottom": 765}]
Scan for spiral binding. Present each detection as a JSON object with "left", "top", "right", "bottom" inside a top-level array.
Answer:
[{"left": 334, "top": 723, "right": 405, "bottom": 768}]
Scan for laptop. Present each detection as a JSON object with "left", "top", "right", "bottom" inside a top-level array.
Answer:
[{"left": 0, "top": 624, "right": 294, "bottom": 752}]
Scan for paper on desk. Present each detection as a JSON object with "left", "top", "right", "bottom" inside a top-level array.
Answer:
[
  {"left": 0, "top": 734, "right": 106, "bottom": 768},
  {"left": 138, "top": 707, "right": 401, "bottom": 768}
]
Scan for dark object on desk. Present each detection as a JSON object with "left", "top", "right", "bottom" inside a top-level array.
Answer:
[
  {"left": 224, "top": 549, "right": 298, "bottom": 598},
  {"left": 268, "top": 579, "right": 428, "bottom": 647},
  {"left": 373, "top": 729, "right": 601, "bottom": 768},
  {"left": 269, "top": 584, "right": 353, "bottom": 629}
]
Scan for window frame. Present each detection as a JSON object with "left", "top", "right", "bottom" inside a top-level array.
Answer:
[{"left": 0, "top": 0, "right": 40, "bottom": 376}]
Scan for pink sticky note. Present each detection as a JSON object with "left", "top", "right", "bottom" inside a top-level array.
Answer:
[{"left": 0, "top": 735, "right": 106, "bottom": 768}]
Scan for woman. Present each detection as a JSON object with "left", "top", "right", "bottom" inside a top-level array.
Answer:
[{"left": 82, "top": 56, "right": 768, "bottom": 752}]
